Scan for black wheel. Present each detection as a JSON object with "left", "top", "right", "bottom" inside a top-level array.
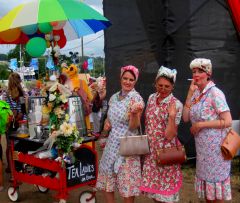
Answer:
[
  {"left": 36, "top": 185, "right": 49, "bottom": 193},
  {"left": 7, "top": 186, "right": 19, "bottom": 202},
  {"left": 79, "top": 191, "right": 96, "bottom": 203}
]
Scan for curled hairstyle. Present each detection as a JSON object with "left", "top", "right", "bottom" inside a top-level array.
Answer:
[
  {"left": 155, "top": 75, "right": 175, "bottom": 86},
  {"left": 8, "top": 73, "right": 24, "bottom": 100}
]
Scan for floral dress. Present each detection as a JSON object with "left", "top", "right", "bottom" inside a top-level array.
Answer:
[
  {"left": 140, "top": 93, "right": 183, "bottom": 202},
  {"left": 189, "top": 81, "right": 232, "bottom": 200},
  {"left": 96, "top": 89, "right": 144, "bottom": 197}
]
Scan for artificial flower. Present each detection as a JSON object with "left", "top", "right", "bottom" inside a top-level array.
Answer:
[
  {"left": 60, "top": 95, "right": 68, "bottom": 103},
  {"left": 65, "top": 114, "right": 70, "bottom": 122},
  {"left": 58, "top": 83, "right": 72, "bottom": 97},
  {"left": 42, "top": 105, "right": 52, "bottom": 114},
  {"left": 49, "top": 82, "right": 58, "bottom": 92},
  {"left": 49, "top": 94, "right": 56, "bottom": 101},
  {"left": 54, "top": 107, "right": 65, "bottom": 118},
  {"left": 60, "top": 122, "right": 74, "bottom": 136}
]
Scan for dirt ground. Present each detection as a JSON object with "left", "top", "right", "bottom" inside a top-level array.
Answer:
[{"left": 0, "top": 137, "right": 240, "bottom": 203}]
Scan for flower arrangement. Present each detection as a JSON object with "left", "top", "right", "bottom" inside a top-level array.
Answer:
[{"left": 42, "top": 82, "right": 83, "bottom": 154}]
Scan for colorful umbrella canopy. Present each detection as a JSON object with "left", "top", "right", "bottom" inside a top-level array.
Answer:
[{"left": 0, "top": 0, "right": 111, "bottom": 43}]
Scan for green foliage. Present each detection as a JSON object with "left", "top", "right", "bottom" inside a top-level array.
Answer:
[
  {"left": 0, "top": 54, "right": 8, "bottom": 61},
  {"left": 8, "top": 45, "right": 31, "bottom": 67},
  {"left": 0, "top": 63, "right": 11, "bottom": 80}
]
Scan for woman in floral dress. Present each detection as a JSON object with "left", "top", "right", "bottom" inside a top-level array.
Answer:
[
  {"left": 183, "top": 58, "right": 232, "bottom": 202},
  {"left": 96, "top": 65, "right": 144, "bottom": 203},
  {"left": 140, "top": 66, "right": 183, "bottom": 203}
]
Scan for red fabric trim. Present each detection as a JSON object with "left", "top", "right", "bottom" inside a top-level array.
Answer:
[{"left": 226, "top": 0, "right": 240, "bottom": 34}]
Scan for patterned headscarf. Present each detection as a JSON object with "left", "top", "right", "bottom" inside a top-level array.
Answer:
[
  {"left": 156, "top": 66, "right": 177, "bottom": 83},
  {"left": 120, "top": 65, "right": 139, "bottom": 81},
  {"left": 190, "top": 58, "right": 212, "bottom": 76}
]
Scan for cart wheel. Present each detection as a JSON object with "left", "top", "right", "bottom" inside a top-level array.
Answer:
[
  {"left": 59, "top": 199, "right": 66, "bottom": 203},
  {"left": 36, "top": 185, "right": 49, "bottom": 193},
  {"left": 7, "top": 187, "right": 19, "bottom": 202},
  {"left": 79, "top": 191, "right": 96, "bottom": 203}
]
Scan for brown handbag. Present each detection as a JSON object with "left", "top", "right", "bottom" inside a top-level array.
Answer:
[
  {"left": 220, "top": 120, "right": 240, "bottom": 160},
  {"left": 156, "top": 138, "right": 187, "bottom": 165}
]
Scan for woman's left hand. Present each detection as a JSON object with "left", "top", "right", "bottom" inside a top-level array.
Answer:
[
  {"left": 190, "top": 122, "right": 202, "bottom": 136},
  {"left": 168, "top": 102, "right": 177, "bottom": 119}
]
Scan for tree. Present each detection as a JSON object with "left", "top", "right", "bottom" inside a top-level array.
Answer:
[
  {"left": 7, "top": 45, "right": 31, "bottom": 67},
  {"left": 0, "top": 54, "right": 8, "bottom": 61},
  {"left": 0, "top": 63, "right": 11, "bottom": 80}
]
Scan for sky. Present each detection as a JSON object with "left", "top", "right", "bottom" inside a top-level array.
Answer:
[{"left": 0, "top": 0, "right": 105, "bottom": 57}]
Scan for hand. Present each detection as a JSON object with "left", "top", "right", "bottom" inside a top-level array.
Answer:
[
  {"left": 130, "top": 102, "right": 143, "bottom": 114},
  {"left": 103, "top": 119, "right": 111, "bottom": 131},
  {"left": 168, "top": 102, "right": 177, "bottom": 119},
  {"left": 188, "top": 80, "right": 198, "bottom": 94},
  {"left": 190, "top": 122, "right": 202, "bottom": 136}
]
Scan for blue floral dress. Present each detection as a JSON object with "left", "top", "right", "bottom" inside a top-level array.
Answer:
[
  {"left": 189, "top": 81, "right": 232, "bottom": 200},
  {"left": 96, "top": 89, "right": 144, "bottom": 197}
]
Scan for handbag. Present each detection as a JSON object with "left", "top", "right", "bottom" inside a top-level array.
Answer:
[
  {"left": 156, "top": 138, "right": 186, "bottom": 165},
  {"left": 220, "top": 120, "right": 240, "bottom": 160},
  {"left": 119, "top": 124, "right": 150, "bottom": 156}
]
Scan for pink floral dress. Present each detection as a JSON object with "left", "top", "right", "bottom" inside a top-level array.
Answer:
[
  {"left": 140, "top": 93, "right": 183, "bottom": 202},
  {"left": 189, "top": 81, "right": 232, "bottom": 200}
]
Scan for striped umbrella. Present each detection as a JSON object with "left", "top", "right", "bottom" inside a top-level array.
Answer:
[{"left": 0, "top": 0, "right": 111, "bottom": 43}]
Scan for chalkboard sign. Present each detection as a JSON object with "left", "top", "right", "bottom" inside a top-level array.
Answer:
[{"left": 66, "top": 146, "right": 97, "bottom": 187}]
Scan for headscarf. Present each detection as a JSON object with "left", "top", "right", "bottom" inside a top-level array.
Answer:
[
  {"left": 189, "top": 58, "right": 212, "bottom": 76},
  {"left": 120, "top": 65, "right": 139, "bottom": 81},
  {"left": 156, "top": 66, "right": 177, "bottom": 83}
]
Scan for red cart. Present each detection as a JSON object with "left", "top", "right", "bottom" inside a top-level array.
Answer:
[{"left": 8, "top": 134, "right": 98, "bottom": 203}]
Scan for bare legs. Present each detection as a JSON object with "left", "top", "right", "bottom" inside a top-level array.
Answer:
[
  {"left": 104, "top": 192, "right": 115, "bottom": 203},
  {"left": 206, "top": 200, "right": 224, "bottom": 203},
  {"left": 154, "top": 200, "right": 173, "bottom": 203},
  {"left": 104, "top": 191, "right": 135, "bottom": 203},
  {"left": 123, "top": 196, "right": 135, "bottom": 203}
]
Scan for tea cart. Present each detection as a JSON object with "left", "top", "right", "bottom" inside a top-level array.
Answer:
[
  {"left": 7, "top": 96, "right": 98, "bottom": 203},
  {"left": 8, "top": 134, "right": 98, "bottom": 203}
]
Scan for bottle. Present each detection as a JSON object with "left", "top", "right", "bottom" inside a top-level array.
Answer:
[
  {"left": 17, "top": 120, "right": 29, "bottom": 138},
  {"left": 28, "top": 110, "right": 35, "bottom": 139}
]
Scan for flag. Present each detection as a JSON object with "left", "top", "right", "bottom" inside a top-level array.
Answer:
[
  {"left": 46, "top": 57, "right": 55, "bottom": 70},
  {"left": 30, "top": 58, "right": 38, "bottom": 70},
  {"left": 82, "top": 60, "right": 88, "bottom": 70},
  {"left": 9, "top": 58, "right": 18, "bottom": 70},
  {"left": 87, "top": 58, "right": 94, "bottom": 70}
]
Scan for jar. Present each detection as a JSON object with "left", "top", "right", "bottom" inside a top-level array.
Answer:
[{"left": 17, "top": 120, "right": 29, "bottom": 138}]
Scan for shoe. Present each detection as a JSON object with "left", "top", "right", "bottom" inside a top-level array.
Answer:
[
  {"left": 5, "top": 167, "right": 11, "bottom": 173},
  {"left": 0, "top": 186, "right": 4, "bottom": 192}
]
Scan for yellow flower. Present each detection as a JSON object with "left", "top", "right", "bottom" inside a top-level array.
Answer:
[
  {"left": 60, "top": 95, "right": 68, "bottom": 103},
  {"left": 54, "top": 107, "right": 65, "bottom": 118},
  {"left": 60, "top": 122, "right": 73, "bottom": 136},
  {"left": 65, "top": 114, "right": 70, "bottom": 122},
  {"left": 42, "top": 105, "right": 51, "bottom": 114}
]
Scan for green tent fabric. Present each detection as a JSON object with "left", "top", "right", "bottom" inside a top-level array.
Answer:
[{"left": 0, "top": 100, "right": 13, "bottom": 134}]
